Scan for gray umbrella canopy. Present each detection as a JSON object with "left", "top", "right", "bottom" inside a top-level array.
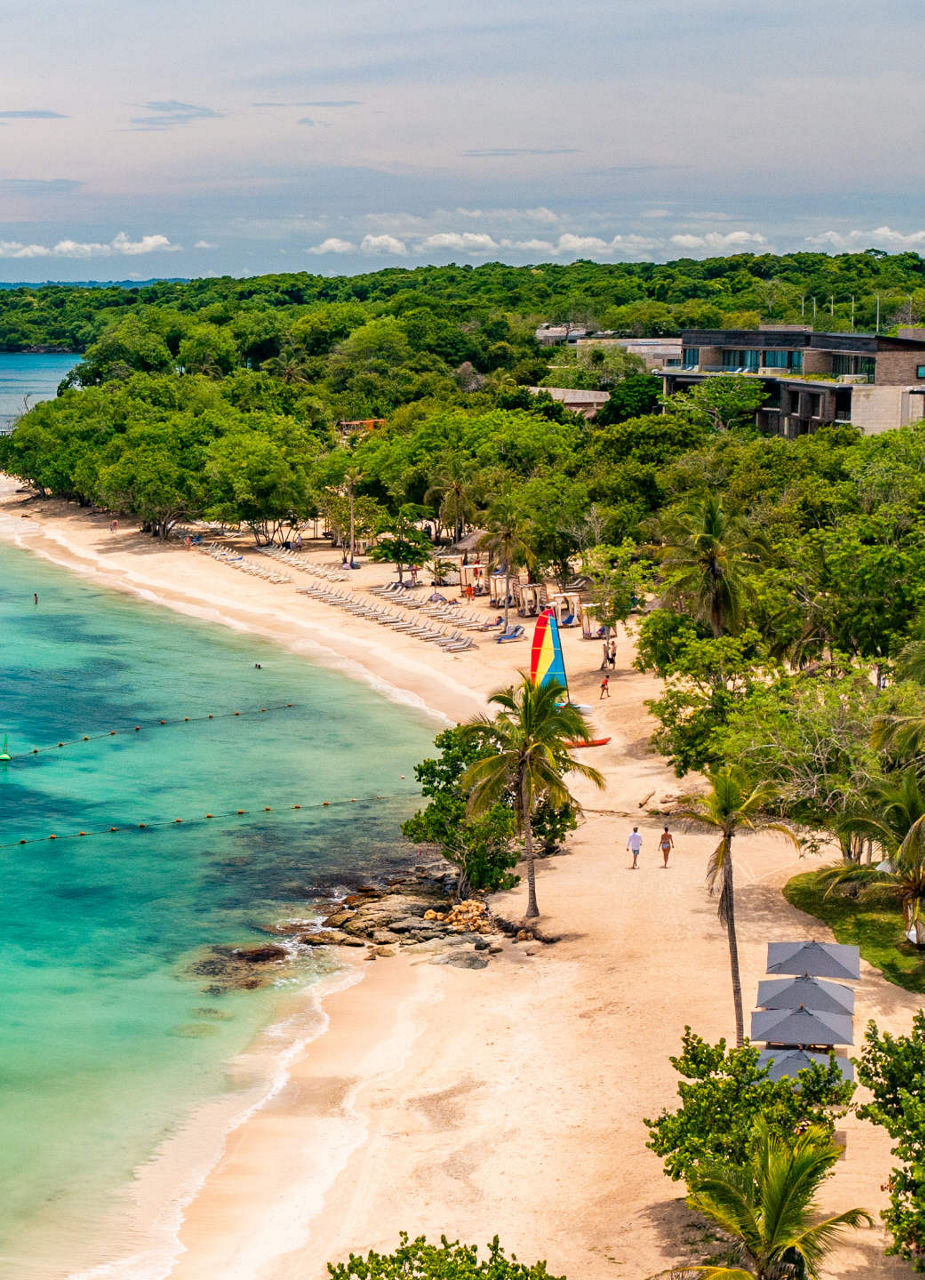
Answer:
[
  {"left": 751, "top": 1005, "right": 854, "bottom": 1047},
  {"left": 758, "top": 1048, "right": 855, "bottom": 1083},
  {"left": 766, "top": 940, "right": 860, "bottom": 981},
  {"left": 756, "top": 975, "right": 855, "bottom": 1016}
]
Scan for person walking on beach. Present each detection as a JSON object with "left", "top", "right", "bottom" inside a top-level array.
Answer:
[
  {"left": 609, "top": 639, "right": 617, "bottom": 670},
  {"left": 659, "top": 825, "right": 674, "bottom": 868},
  {"left": 600, "top": 673, "right": 610, "bottom": 699},
  {"left": 627, "top": 826, "right": 643, "bottom": 869}
]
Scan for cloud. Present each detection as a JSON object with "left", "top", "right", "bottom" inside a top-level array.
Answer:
[
  {"left": 307, "top": 237, "right": 357, "bottom": 254},
  {"left": 464, "top": 147, "right": 579, "bottom": 158},
  {"left": 670, "top": 230, "right": 768, "bottom": 250},
  {"left": 641, "top": 208, "right": 671, "bottom": 219},
  {"left": 806, "top": 225, "right": 925, "bottom": 249},
  {"left": 252, "top": 100, "right": 362, "bottom": 108},
  {"left": 0, "top": 231, "right": 177, "bottom": 259},
  {"left": 419, "top": 231, "right": 499, "bottom": 253},
  {"left": 0, "top": 109, "right": 67, "bottom": 119},
  {"left": 193, "top": 240, "right": 218, "bottom": 249},
  {"left": 359, "top": 233, "right": 408, "bottom": 255},
  {"left": 129, "top": 101, "right": 222, "bottom": 131},
  {"left": 0, "top": 178, "right": 82, "bottom": 194}
]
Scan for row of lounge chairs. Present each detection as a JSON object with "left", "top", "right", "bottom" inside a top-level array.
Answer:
[
  {"left": 295, "top": 584, "right": 478, "bottom": 653},
  {"left": 257, "top": 547, "right": 348, "bottom": 582},
  {"left": 199, "top": 544, "right": 292, "bottom": 585},
  {"left": 372, "top": 586, "right": 528, "bottom": 643}
]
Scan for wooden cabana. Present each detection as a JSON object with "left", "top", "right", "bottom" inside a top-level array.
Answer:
[
  {"left": 489, "top": 573, "right": 520, "bottom": 608},
  {"left": 516, "top": 583, "right": 548, "bottom": 617},
  {"left": 549, "top": 591, "right": 582, "bottom": 626},
  {"left": 460, "top": 563, "right": 488, "bottom": 597}
]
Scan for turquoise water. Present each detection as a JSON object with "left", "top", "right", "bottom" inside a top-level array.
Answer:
[
  {"left": 0, "top": 543, "right": 434, "bottom": 1277},
  {"left": 0, "top": 353, "right": 76, "bottom": 433}
]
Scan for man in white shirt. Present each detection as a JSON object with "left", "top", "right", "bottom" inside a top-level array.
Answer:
[{"left": 627, "top": 826, "right": 643, "bottom": 869}]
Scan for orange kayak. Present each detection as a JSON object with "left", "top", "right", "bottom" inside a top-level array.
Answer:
[{"left": 564, "top": 737, "right": 611, "bottom": 749}]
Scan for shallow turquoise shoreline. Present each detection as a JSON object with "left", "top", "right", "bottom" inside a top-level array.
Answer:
[{"left": 0, "top": 540, "right": 434, "bottom": 1277}]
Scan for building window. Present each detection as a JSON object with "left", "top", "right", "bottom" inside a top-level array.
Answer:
[
  {"left": 683, "top": 347, "right": 699, "bottom": 369},
  {"left": 917, "top": 365, "right": 925, "bottom": 379},
  {"left": 762, "top": 349, "right": 802, "bottom": 370},
  {"left": 858, "top": 357, "right": 875, "bottom": 380},
  {"left": 722, "top": 348, "right": 760, "bottom": 370},
  {"left": 832, "top": 354, "right": 875, "bottom": 380}
]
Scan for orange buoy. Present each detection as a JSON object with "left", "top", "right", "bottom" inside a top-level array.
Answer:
[
  {"left": 237, "top": 809, "right": 244, "bottom": 815},
  {"left": 206, "top": 813, "right": 213, "bottom": 819},
  {"left": 32, "top": 748, "right": 38, "bottom": 754},
  {"left": 110, "top": 827, "right": 118, "bottom": 832},
  {"left": 175, "top": 818, "right": 182, "bottom": 824},
  {"left": 292, "top": 804, "right": 301, "bottom": 809},
  {"left": 134, "top": 726, "right": 140, "bottom": 732},
  {"left": 234, "top": 711, "right": 240, "bottom": 716},
  {"left": 184, "top": 717, "right": 189, "bottom": 722},
  {"left": 109, "top": 730, "right": 116, "bottom": 736},
  {"left": 49, "top": 834, "right": 57, "bottom": 840},
  {"left": 57, "top": 742, "right": 64, "bottom": 748},
  {"left": 139, "top": 823, "right": 146, "bottom": 829},
  {"left": 322, "top": 801, "right": 330, "bottom": 806},
  {"left": 208, "top": 714, "right": 214, "bottom": 719},
  {"left": 82, "top": 736, "right": 89, "bottom": 741},
  {"left": 78, "top": 831, "right": 86, "bottom": 836},
  {"left": 159, "top": 720, "right": 166, "bottom": 725},
  {"left": 264, "top": 806, "right": 272, "bottom": 812},
  {"left": 19, "top": 839, "right": 26, "bottom": 844}
]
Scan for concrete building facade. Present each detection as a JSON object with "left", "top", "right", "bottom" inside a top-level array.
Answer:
[{"left": 660, "top": 327, "right": 925, "bottom": 436}]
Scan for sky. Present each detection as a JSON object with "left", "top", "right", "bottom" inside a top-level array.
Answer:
[{"left": 0, "top": 0, "right": 923, "bottom": 282}]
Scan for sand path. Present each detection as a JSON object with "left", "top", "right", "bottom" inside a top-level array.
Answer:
[{"left": 0, "top": 484, "right": 918, "bottom": 1280}]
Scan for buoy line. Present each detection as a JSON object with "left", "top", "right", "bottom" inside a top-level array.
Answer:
[
  {"left": 0, "top": 702, "right": 300, "bottom": 762},
  {"left": 0, "top": 791, "right": 418, "bottom": 852}
]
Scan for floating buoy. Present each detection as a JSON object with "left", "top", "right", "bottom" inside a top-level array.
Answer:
[
  {"left": 264, "top": 806, "right": 272, "bottom": 812},
  {"left": 351, "top": 798, "right": 357, "bottom": 803},
  {"left": 159, "top": 720, "right": 166, "bottom": 725},
  {"left": 49, "top": 834, "right": 57, "bottom": 840},
  {"left": 0, "top": 735, "right": 11, "bottom": 763},
  {"left": 208, "top": 714, "right": 214, "bottom": 719},
  {"left": 234, "top": 711, "right": 240, "bottom": 716},
  {"left": 237, "top": 809, "right": 244, "bottom": 815},
  {"left": 32, "top": 748, "right": 38, "bottom": 754},
  {"left": 134, "top": 726, "right": 140, "bottom": 732},
  {"left": 292, "top": 804, "right": 301, "bottom": 809},
  {"left": 206, "top": 813, "right": 213, "bottom": 819},
  {"left": 78, "top": 831, "right": 86, "bottom": 836},
  {"left": 82, "top": 736, "right": 89, "bottom": 742},
  {"left": 175, "top": 818, "right": 182, "bottom": 824},
  {"left": 109, "top": 731, "right": 116, "bottom": 736},
  {"left": 138, "top": 823, "right": 146, "bottom": 829},
  {"left": 19, "top": 839, "right": 26, "bottom": 844},
  {"left": 184, "top": 717, "right": 189, "bottom": 722},
  {"left": 58, "top": 742, "right": 64, "bottom": 748},
  {"left": 322, "top": 801, "right": 330, "bottom": 806},
  {"left": 110, "top": 827, "right": 118, "bottom": 832}
]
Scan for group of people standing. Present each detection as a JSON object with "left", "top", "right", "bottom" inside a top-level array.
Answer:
[{"left": 600, "top": 638, "right": 617, "bottom": 698}]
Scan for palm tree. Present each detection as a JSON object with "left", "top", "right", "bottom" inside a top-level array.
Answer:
[
  {"left": 676, "top": 769, "right": 798, "bottom": 1047},
  {"left": 462, "top": 676, "right": 604, "bottom": 919},
  {"left": 819, "top": 807, "right": 925, "bottom": 947},
  {"left": 425, "top": 455, "right": 479, "bottom": 545},
  {"left": 343, "top": 465, "right": 363, "bottom": 568},
  {"left": 668, "top": 1119, "right": 872, "bottom": 1279},
  {"left": 479, "top": 496, "right": 534, "bottom": 630},
  {"left": 655, "top": 494, "right": 768, "bottom": 637}
]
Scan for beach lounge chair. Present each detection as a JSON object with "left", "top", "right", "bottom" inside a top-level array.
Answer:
[{"left": 496, "top": 625, "right": 524, "bottom": 643}]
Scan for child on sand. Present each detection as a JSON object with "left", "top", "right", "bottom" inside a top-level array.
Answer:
[{"left": 600, "top": 674, "right": 610, "bottom": 699}]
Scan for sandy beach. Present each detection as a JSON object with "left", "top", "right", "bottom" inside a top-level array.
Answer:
[{"left": 0, "top": 482, "right": 918, "bottom": 1280}]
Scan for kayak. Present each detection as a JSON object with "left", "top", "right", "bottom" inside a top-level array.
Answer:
[{"left": 564, "top": 737, "right": 611, "bottom": 749}]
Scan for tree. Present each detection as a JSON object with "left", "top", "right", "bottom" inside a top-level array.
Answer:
[
  {"left": 674, "top": 1119, "right": 871, "bottom": 1280},
  {"left": 462, "top": 677, "right": 604, "bottom": 919},
  {"left": 581, "top": 541, "right": 650, "bottom": 633},
  {"left": 425, "top": 454, "right": 480, "bottom": 544},
  {"left": 655, "top": 495, "right": 768, "bottom": 637},
  {"left": 595, "top": 371, "right": 661, "bottom": 424},
  {"left": 402, "top": 726, "right": 518, "bottom": 896},
  {"left": 645, "top": 1029, "right": 854, "bottom": 1184},
  {"left": 856, "top": 1012, "right": 925, "bottom": 1270},
  {"left": 664, "top": 374, "right": 768, "bottom": 434},
  {"left": 817, "top": 806, "right": 925, "bottom": 947},
  {"left": 368, "top": 505, "right": 432, "bottom": 582},
  {"left": 479, "top": 496, "right": 534, "bottom": 630},
  {"left": 205, "top": 428, "right": 312, "bottom": 544},
  {"left": 326, "top": 1233, "right": 564, "bottom": 1280},
  {"left": 676, "top": 769, "right": 798, "bottom": 1046}
]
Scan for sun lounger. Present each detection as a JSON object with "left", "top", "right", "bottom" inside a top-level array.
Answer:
[{"left": 496, "top": 625, "right": 524, "bottom": 643}]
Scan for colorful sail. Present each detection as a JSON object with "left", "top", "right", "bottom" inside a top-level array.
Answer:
[{"left": 530, "top": 608, "right": 568, "bottom": 696}]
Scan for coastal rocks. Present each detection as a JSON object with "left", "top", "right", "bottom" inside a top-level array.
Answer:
[
  {"left": 234, "top": 944, "right": 290, "bottom": 964},
  {"left": 278, "top": 868, "right": 502, "bottom": 970},
  {"left": 188, "top": 943, "right": 291, "bottom": 993}
]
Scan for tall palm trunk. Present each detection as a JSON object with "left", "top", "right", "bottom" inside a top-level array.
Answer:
[
  {"left": 348, "top": 490, "right": 356, "bottom": 568},
  {"left": 503, "top": 561, "right": 511, "bottom": 631},
  {"left": 521, "top": 773, "right": 539, "bottom": 919},
  {"left": 723, "top": 834, "right": 745, "bottom": 1047}
]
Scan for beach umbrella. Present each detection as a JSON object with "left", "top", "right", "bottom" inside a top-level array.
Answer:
[
  {"left": 758, "top": 1048, "right": 855, "bottom": 1084},
  {"left": 766, "top": 940, "right": 860, "bottom": 981},
  {"left": 756, "top": 975, "right": 855, "bottom": 1016},
  {"left": 751, "top": 1005, "right": 853, "bottom": 1047}
]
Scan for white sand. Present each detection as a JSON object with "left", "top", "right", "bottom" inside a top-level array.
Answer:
[{"left": 0, "top": 483, "right": 916, "bottom": 1280}]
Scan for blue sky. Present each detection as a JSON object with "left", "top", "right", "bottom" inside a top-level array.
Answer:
[{"left": 0, "top": 0, "right": 922, "bottom": 281}]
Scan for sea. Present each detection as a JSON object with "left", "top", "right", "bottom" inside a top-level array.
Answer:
[
  {"left": 0, "top": 540, "right": 436, "bottom": 1278},
  {"left": 0, "top": 353, "right": 77, "bottom": 434}
]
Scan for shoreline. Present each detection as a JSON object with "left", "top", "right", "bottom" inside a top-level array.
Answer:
[{"left": 1, "top": 483, "right": 919, "bottom": 1280}]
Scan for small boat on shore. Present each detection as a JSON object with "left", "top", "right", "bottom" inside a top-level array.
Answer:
[{"left": 564, "top": 737, "right": 611, "bottom": 749}]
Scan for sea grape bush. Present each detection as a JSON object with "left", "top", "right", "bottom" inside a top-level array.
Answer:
[
  {"left": 327, "top": 1233, "right": 564, "bottom": 1280},
  {"left": 644, "top": 1028, "right": 855, "bottom": 1182}
]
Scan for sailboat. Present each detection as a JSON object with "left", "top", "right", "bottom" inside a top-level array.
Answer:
[{"left": 529, "top": 609, "right": 611, "bottom": 748}]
